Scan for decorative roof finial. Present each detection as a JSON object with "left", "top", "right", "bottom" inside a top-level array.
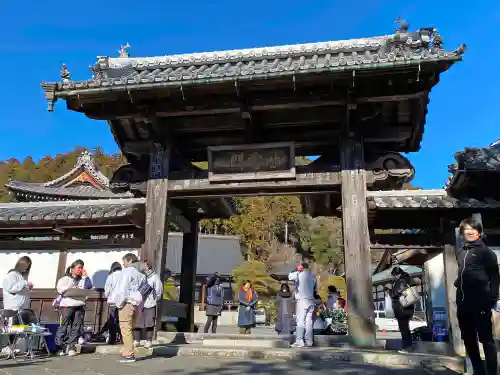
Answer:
[
  {"left": 60, "top": 64, "right": 71, "bottom": 83},
  {"left": 77, "top": 150, "right": 94, "bottom": 166},
  {"left": 394, "top": 17, "right": 409, "bottom": 34},
  {"left": 118, "top": 43, "right": 131, "bottom": 58}
]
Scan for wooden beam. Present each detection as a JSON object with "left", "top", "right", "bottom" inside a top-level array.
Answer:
[
  {"left": 370, "top": 244, "right": 443, "bottom": 251},
  {"left": 168, "top": 170, "right": 342, "bottom": 198},
  {"left": 177, "top": 209, "right": 200, "bottom": 332},
  {"left": 443, "top": 225, "right": 464, "bottom": 356},
  {"left": 0, "top": 238, "right": 143, "bottom": 251},
  {"left": 340, "top": 135, "right": 376, "bottom": 347},
  {"left": 142, "top": 139, "right": 173, "bottom": 336}
]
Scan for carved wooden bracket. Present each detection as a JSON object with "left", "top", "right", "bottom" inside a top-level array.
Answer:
[
  {"left": 366, "top": 152, "right": 414, "bottom": 188},
  {"left": 109, "top": 164, "right": 148, "bottom": 196}
]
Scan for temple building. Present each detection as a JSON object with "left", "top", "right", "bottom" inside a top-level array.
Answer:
[{"left": 0, "top": 151, "right": 243, "bottom": 291}]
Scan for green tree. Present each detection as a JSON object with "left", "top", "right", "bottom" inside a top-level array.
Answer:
[{"left": 231, "top": 260, "right": 279, "bottom": 298}]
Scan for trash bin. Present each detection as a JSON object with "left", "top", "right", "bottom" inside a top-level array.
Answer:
[{"left": 43, "top": 322, "right": 59, "bottom": 353}]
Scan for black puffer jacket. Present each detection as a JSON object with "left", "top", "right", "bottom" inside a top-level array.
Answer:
[
  {"left": 390, "top": 271, "right": 415, "bottom": 319},
  {"left": 454, "top": 239, "right": 499, "bottom": 310}
]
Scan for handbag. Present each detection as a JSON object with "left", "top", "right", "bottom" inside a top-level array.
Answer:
[{"left": 399, "top": 285, "right": 420, "bottom": 308}]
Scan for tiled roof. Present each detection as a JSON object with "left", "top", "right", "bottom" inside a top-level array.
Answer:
[
  {"left": 6, "top": 180, "right": 132, "bottom": 200},
  {"left": 367, "top": 190, "right": 500, "bottom": 209},
  {"left": 6, "top": 151, "right": 132, "bottom": 201},
  {"left": 45, "top": 24, "right": 464, "bottom": 95},
  {"left": 0, "top": 198, "right": 144, "bottom": 223},
  {"left": 449, "top": 141, "right": 500, "bottom": 172}
]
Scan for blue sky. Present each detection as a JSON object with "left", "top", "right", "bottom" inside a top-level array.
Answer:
[{"left": 1, "top": 1, "right": 498, "bottom": 189}]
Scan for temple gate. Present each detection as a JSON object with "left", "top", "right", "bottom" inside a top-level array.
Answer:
[{"left": 41, "top": 20, "right": 465, "bottom": 346}]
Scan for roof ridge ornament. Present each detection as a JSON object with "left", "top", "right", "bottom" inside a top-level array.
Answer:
[
  {"left": 394, "top": 17, "right": 409, "bottom": 34},
  {"left": 118, "top": 43, "right": 131, "bottom": 58},
  {"left": 89, "top": 56, "right": 110, "bottom": 80},
  {"left": 61, "top": 64, "right": 71, "bottom": 83}
]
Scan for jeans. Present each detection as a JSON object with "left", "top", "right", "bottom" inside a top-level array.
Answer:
[
  {"left": 204, "top": 316, "right": 218, "bottom": 333},
  {"left": 295, "top": 299, "right": 315, "bottom": 346}
]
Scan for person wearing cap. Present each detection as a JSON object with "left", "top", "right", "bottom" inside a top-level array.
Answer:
[{"left": 288, "top": 262, "right": 317, "bottom": 347}]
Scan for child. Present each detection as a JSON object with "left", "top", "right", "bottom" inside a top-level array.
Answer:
[
  {"left": 326, "top": 286, "right": 340, "bottom": 311},
  {"left": 329, "top": 298, "right": 348, "bottom": 335}
]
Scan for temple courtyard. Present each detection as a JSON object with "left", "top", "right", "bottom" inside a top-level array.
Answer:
[{"left": 0, "top": 355, "right": 433, "bottom": 375}]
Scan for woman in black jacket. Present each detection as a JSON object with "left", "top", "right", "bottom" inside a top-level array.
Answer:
[
  {"left": 204, "top": 273, "right": 224, "bottom": 333},
  {"left": 388, "top": 266, "right": 420, "bottom": 353}
]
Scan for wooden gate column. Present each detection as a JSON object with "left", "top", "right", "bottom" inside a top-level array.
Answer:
[
  {"left": 143, "top": 141, "right": 172, "bottom": 335},
  {"left": 340, "top": 136, "right": 376, "bottom": 347},
  {"left": 178, "top": 207, "right": 200, "bottom": 332}
]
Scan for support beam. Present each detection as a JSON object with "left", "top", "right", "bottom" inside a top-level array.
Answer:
[
  {"left": 177, "top": 209, "right": 200, "bottom": 332},
  {"left": 340, "top": 136, "right": 376, "bottom": 347},
  {"left": 142, "top": 140, "right": 172, "bottom": 336},
  {"left": 442, "top": 224, "right": 464, "bottom": 356},
  {"left": 0, "top": 238, "right": 143, "bottom": 251}
]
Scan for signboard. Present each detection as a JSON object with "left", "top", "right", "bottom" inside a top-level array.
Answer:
[{"left": 207, "top": 142, "right": 296, "bottom": 182}]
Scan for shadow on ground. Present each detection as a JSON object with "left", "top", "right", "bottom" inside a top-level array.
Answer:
[{"left": 165, "top": 358, "right": 431, "bottom": 375}]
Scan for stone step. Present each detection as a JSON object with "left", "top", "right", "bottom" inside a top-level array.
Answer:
[
  {"left": 90, "top": 343, "right": 464, "bottom": 371},
  {"left": 156, "top": 331, "right": 387, "bottom": 349}
]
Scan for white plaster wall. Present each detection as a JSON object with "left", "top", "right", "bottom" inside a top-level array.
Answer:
[
  {"left": 66, "top": 249, "right": 138, "bottom": 289},
  {"left": 425, "top": 253, "right": 447, "bottom": 309},
  {"left": 0, "top": 251, "right": 59, "bottom": 288}
]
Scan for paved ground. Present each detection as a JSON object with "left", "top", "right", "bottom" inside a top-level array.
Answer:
[{"left": 0, "top": 354, "right": 430, "bottom": 375}]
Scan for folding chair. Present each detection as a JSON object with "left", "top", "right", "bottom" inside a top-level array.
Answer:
[
  {"left": 19, "top": 309, "right": 51, "bottom": 360},
  {"left": 0, "top": 309, "right": 23, "bottom": 360}
]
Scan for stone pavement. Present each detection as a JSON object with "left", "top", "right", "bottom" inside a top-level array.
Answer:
[{"left": 0, "top": 354, "right": 437, "bottom": 375}]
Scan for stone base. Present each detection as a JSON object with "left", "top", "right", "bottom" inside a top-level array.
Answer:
[{"left": 88, "top": 343, "right": 464, "bottom": 371}]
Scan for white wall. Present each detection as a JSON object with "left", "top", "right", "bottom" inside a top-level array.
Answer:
[
  {"left": 66, "top": 249, "right": 138, "bottom": 289},
  {"left": 0, "top": 250, "right": 59, "bottom": 288},
  {"left": 424, "top": 253, "right": 447, "bottom": 310}
]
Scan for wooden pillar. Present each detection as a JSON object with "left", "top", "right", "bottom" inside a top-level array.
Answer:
[
  {"left": 143, "top": 141, "right": 172, "bottom": 335},
  {"left": 340, "top": 136, "right": 376, "bottom": 347},
  {"left": 177, "top": 209, "right": 199, "bottom": 332},
  {"left": 442, "top": 223, "right": 465, "bottom": 356},
  {"left": 200, "top": 284, "right": 207, "bottom": 311}
]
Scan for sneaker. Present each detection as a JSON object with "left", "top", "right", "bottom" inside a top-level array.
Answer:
[
  {"left": 58, "top": 349, "right": 67, "bottom": 356},
  {"left": 119, "top": 355, "right": 136, "bottom": 363},
  {"left": 133, "top": 341, "right": 141, "bottom": 348},
  {"left": 143, "top": 341, "right": 152, "bottom": 349},
  {"left": 290, "top": 341, "right": 305, "bottom": 348},
  {"left": 68, "top": 349, "right": 77, "bottom": 357}
]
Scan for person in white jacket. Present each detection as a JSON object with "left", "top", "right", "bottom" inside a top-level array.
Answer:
[
  {"left": 54, "top": 259, "right": 93, "bottom": 357},
  {"left": 288, "top": 262, "right": 317, "bottom": 348},
  {"left": 107, "top": 253, "right": 146, "bottom": 363},
  {"left": 132, "top": 261, "right": 163, "bottom": 349},
  {"left": 2, "top": 256, "right": 36, "bottom": 355}
]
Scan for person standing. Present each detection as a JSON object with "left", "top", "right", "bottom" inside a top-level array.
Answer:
[
  {"left": 54, "top": 259, "right": 93, "bottom": 357},
  {"left": 204, "top": 273, "right": 224, "bottom": 334},
  {"left": 288, "top": 262, "right": 316, "bottom": 347},
  {"left": 455, "top": 218, "right": 499, "bottom": 375},
  {"left": 133, "top": 261, "right": 163, "bottom": 348},
  {"left": 388, "top": 266, "right": 419, "bottom": 353},
  {"left": 2, "top": 256, "right": 36, "bottom": 356},
  {"left": 107, "top": 253, "right": 146, "bottom": 363},
  {"left": 103, "top": 262, "right": 122, "bottom": 345},
  {"left": 237, "top": 281, "right": 258, "bottom": 334},
  {"left": 275, "top": 283, "right": 295, "bottom": 335}
]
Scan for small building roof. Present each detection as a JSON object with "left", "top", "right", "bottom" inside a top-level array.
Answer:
[
  {"left": 6, "top": 151, "right": 132, "bottom": 201},
  {"left": 0, "top": 198, "right": 143, "bottom": 227}
]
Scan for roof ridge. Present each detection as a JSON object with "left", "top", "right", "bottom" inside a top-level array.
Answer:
[
  {"left": 42, "top": 151, "right": 110, "bottom": 188},
  {"left": 367, "top": 189, "right": 446, "bottom": 197},
  {"left": 0, "top": 197, "right": 145, "bottom": 208},
  {"left": 108, "top": 35, "right": 390, "bottom": 65}
]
